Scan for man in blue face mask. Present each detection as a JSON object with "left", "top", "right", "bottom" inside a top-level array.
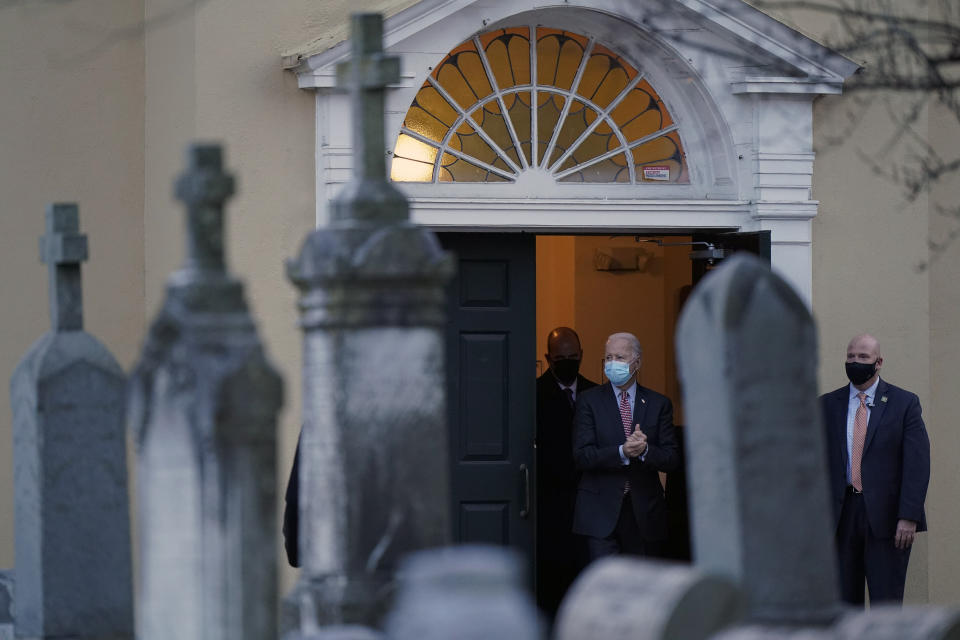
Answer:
[
  {"left": 821, "top": 333, "right": 930, "bottom": 605},
  {"left": 571, "top": 332, "right": 679, "bottom": 560}
]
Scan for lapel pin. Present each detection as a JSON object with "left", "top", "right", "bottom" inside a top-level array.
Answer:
[
  {"left": 881, "top": 396, "right": 888, "bottom": 403},
  {"left": 641, "top": 398, "right": 646, "bottom": 404}
]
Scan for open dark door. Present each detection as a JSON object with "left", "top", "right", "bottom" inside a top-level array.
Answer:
[
  {"left": 439, "top": 232, "right": 536, "bottom": 580},
  {"left": 691, "top": 230, "right": 771, "bottom": 284}
]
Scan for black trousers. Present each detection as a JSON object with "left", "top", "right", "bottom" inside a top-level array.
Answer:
[
  {"left": 836, "top": 489, "right": 912, "bottom": 605},
  {"left": 585, "top": 493, "right": 664, "bottom": 560}
]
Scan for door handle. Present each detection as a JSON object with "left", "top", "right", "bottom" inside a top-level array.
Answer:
[{"left": 519, "top": 464, "right": 530, "bottom": 519}]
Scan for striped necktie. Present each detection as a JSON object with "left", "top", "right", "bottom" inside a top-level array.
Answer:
[
  {"left": 619, "top": 391, "right": 632, "bottom": 492},
  {"left": 851, "top": 392, "right": 867, "bottom": 491}
]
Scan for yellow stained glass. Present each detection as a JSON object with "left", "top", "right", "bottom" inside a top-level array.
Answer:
[
  {"left": 471, "top": 101, "right": 522, "bottom": 168},
  {"left": 432, "top": 40, "right": 493, "bottom": 111},
  {"left": 536, "top": 28, "right": 587, "bottom": 89},
  {"left": 555, "top": 120, "right": 617, "bottom": 172},
  {"left": 404, "top": 83, "right": 459, "bottom": 144},
  {"left": 631, "top": 131, "right": 689, "bottom": 183},
  {"left": 439, "top": 153, "right": 509, "bottom": 182},
  {"left": 392, "top": 26, "right": 688, "bottom": 183},
  {"left": 547, "top": 100, "right": 603, "bottom": 168},
  {"left": 482, "top": 28, "right": 531, "bottom": 88},
  {"left": 390, "top": 134, "right": 439, "bottom": 182},
  {"left": 506, "top": 91, "right": 532, "bottom": 165},
  {"left": 559, "top": 154, "right": 630, "bottom": 183},
  {"left": 611, "top": 79, "right": 674, "bottom": 143},
  {"left": 448, "top": 120, "right": 503, "bottom": 168},
  {"left": 537, "top": 92, "right": 566, "bottom": 167}
]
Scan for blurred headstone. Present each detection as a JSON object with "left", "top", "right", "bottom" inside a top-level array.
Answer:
[
  {"left": 129, "top": 145, "right": 282, "bottom": 640},
  {"left": 384, "top": 546, "right": 541, "bottom": 640},
  {"left": 285, "top": 13, "right": 453, "bottom": 630}
]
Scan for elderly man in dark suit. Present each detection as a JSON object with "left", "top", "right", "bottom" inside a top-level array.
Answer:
[
  {"left": 536, "top": 327, "right": 597, "bottom": 618},
  {"left": 821, "top": 333, "right": 930, "bottom": 605},
  {"left": 572, "top": 331, "right": 679, "bottom": 560}
]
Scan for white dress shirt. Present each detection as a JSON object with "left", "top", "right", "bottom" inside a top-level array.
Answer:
[{"left": 846, "top": 377, "right": 880, "bottom": 484}]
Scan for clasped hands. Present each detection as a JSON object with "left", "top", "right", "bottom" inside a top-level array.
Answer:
[{"left": 623, "top": 427, "right": 648, "bottom": 458}]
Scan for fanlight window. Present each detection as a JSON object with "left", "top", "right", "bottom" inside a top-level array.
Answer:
[{"left": 391, "top": 27, "right": 689, "bottom": 184}]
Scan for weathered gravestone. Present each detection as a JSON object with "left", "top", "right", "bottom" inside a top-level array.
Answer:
[
  {"left": 553, "top": 557, "right": 741, "bottom": 640},
  {"left": 285, "top": 12, "right": 453, "bottom": 632},
  {"left": 675, "top": 252, "right": 841, "bottom": 626},
  {"left": 0, "top": 569, "right": 13, "bottom": 640},
  {"left": 555, "top": 253, "right": 960, "bottom": 640},
  {"left": 9, "top": 203, "right": 134, "bottom": 640},
  {"left": 384, "top": 546, "right": 541, "bottom": 640},
  {"left": 675, "top": 253, "right": 960, "bottom": 639},
  {"left": 128, "top": 145, "right": 283, "bottom": 640}
]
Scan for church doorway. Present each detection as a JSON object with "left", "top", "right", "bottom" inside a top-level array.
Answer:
[{"left": 438, "top": 229, "right": 769, "bottom": 606}]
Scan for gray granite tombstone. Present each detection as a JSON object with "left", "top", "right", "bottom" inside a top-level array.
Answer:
[
  {"left": 675, "top": 253, "right": 841, "bottom": 627},
  {"left": 0, "top": 570, "right": 13, "bottom": 640},
  {"left": 553, "top": 557, "right": 741, "bottom": 640},
  {"left": 128, "top": 145, "right": 283, "bottom": 640},
  {"left": 9, "top": 203, "right": 134, "bottom": 640},
  {"left": 384, "top": 546, "right": 542, "bottom": 640},
  {"left": 285, "top": 12, "right": 453, "bottom": 631}
]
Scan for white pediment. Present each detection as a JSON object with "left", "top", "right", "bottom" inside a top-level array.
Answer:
[{"left": 287, "top": 0, "right": 858, "bottom": 94}]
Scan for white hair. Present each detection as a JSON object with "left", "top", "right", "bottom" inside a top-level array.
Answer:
[{"left": 607, "top": 332, "right": 642, "bottom": 359}]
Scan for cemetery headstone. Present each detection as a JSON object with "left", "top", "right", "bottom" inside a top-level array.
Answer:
[
  {"left": 128, "top": 145, "right": 282, "bottom": 640},
  {"left": 675, "top": 253, "right": 841, "bottom": 626},
  {"left": 9, "top": 203, "right": 133, "bottom": 639},
  {"left": 285, "top": 13, "right": 453, "bottom": 630},
  {"left": 383, "top": 546, "right": 542, "bottom": 640},
  {"left": 0, "top": 570, "right": 12, "bottom": 640},
  {"left": 554, "top": 557, "right": 741, "bottom": 640}
]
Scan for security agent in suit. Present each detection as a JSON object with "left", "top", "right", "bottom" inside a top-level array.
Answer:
[
  {"left": 821, "top": 333, "right": 930, "bottom": 605},
  {"left": 572, "top": 332, "right": 679, "bottom": 560},
  {"left": 535, "top": 327, "right": 597, "bottom": 618}
]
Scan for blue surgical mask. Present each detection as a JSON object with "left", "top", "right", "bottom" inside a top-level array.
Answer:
[{"left": 604, "top": 359, "right": 634, "bottom": 386}]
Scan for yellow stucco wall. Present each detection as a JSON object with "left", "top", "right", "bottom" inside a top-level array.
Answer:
[{"left": 0, "top": 0, "right": 145, "bottom": 571}]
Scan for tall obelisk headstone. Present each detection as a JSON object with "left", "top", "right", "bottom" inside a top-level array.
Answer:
[
  {"left": 129, "top": 145, "right": 283, "bottom": 640},
  {"left": 286, "top": 13, "right": 453, "bottom": 630},
  {"left": 675, "top": 253, "right": 841, "bottom": 626},
  {"left": 10, "top": 204, "right": 133, "bottom": 639}
]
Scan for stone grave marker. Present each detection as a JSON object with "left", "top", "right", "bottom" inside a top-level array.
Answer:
[
  {"left": 128, "top": 145, "right": 282, "bottom": 640},
  {"left": 9, "top": 203, "right": 133, "bottom": 639},
  {"left": 285, "top": 13, "right": 453, "bottom": 630},
  {"left": 675, "top": 252, "right": 841, "bottom": 626},
  {"left": 554, "top": 557, "right": 741, "bottom": 640}
]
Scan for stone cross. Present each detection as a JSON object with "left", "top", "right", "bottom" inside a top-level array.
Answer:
[
  {"left": 175, "top": 144, "right": 234, "bottom": 275},
  {"left": 10, "top": 204, "right": 133, "bottom": 639},
  {"left": 39, "top": 203, "right": 88, "bottom": 331},
  {"left": 331, "top": 13, "right": 406, "bottom": 225},
  {"left": 285, "top": 12, "right": 453, "bottom": 633},
  {"left": 675, "top": 253, "right": 841, "bottom": 626},
  {"left": 129, "top": 144, "right": 282, "bottom": 640}
]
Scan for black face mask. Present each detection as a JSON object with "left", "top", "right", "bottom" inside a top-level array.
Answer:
[
  {"left": 550, "top": 358, "right": 581, "bottom": 385},
  {"left": 845, "top": 361, "right": 878, "bottom": 386}
]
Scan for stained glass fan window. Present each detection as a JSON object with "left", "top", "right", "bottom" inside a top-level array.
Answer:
[{"left": 391, "top": 27, "right": 689, "bottom": 184}]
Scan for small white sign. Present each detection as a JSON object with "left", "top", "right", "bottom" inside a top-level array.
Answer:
[{"left": 642, "top": 165, "right": 670, "bottom": 181}]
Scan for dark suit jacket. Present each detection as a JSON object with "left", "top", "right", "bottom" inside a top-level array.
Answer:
[
  {"left": 572, "top": 382, "right": 679, "bottom": 540},
  {"left": 821, "top": 378, "right": 930, "bottom": 538},
  {"left": 282, "top": 436, "right": 301, "bottom": 567},
  {"left": 536, "top": 372, "right": 597, "bottom": 498}
]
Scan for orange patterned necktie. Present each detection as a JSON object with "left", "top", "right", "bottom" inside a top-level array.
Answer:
[{"left": 851, "top": 392, "right": 867, "bottom": 491}]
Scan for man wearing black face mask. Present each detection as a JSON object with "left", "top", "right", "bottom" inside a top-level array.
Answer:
[
  {"left": 821, "top": 333, "right": 930, "bottom": 605},
  {"left": 535, "top": 327, "right": 597, "bottom": 622}
]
